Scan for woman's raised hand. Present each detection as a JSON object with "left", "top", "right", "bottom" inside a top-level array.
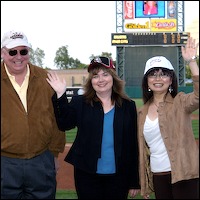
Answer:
[
  {"left": 181, "top": 37, "right": 198, "bottom": 62},
  {"left": 46, "top": 71, "right": 67, "bottom": 98}
]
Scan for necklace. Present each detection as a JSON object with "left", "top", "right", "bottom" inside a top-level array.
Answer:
[{"left": 153, "top": 102, "right": 159, "bottom": 112}]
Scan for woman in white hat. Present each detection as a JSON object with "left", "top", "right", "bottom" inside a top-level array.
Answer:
[{"left": 138, "top": 37, "right": 199, "bottom": 199}]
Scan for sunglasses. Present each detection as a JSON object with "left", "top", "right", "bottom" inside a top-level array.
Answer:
[
  {"left": 88, "top": 56, "right": 115, "bottom": 72},
  {"left": 6, "top": 49, "right": 29, "bottom": 56},
  {"left": 91, "top": 56, "right": 110, "bottom": 67}
]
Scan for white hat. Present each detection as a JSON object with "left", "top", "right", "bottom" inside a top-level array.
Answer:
[
  {"left": 1, "top": 30, "right": 31, "bottom": 49},
  {"left": 144, "top": 56, "right": 174, "bottom": 75}
]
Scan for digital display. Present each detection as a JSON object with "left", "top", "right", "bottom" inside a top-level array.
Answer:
[
  {"left": 66, "top": 87, "right": 84, "bottom": 98},
  {"left": 135, "top": 1, "right": 165, "bottom": 18},
  {"left": 111, "top": 32, "right": 190, "bottom": 46}
]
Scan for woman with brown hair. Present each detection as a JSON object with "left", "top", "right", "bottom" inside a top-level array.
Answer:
[{"left": 46, "top": 56, "right": 140, "bottom": 199}]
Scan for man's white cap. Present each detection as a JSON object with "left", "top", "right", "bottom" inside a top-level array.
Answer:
[
  {"left": 1, "top": 30, "right": 31, "bottom": 49},
  {"left": 144, "top": 56, "right": 174, "bottom": 75}
]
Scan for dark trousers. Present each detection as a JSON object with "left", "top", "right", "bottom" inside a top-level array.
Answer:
[
  {"left": 74, "top": 168, "right": 129, "bottom": 199},
  {"left": 153, "top": 173, "right": 199, "bottom": 199},
  {"left": 1, "top": 150, "right": 56, "bottom": 199}
]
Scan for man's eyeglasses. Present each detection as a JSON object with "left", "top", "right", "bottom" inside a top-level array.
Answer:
[
  {"left": 88, "top": 56, "right": 115, "bottom": 72},
  {"left": 5, "top": 49, "right": 29, "bottom": 56},
  {"left": 148, "top": 72, "right": 170, "bottom": 79}
]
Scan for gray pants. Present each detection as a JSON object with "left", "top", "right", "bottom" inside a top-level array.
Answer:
[{"left": 1, "top": 150, "right": 56, "bottom": 199}]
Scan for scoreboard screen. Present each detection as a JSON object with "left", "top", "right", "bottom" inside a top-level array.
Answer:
[{"left": 111, "top": 32, "right": 190, "bottom": 46}]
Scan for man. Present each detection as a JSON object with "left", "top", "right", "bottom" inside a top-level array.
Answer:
[{"left": 1, "top": 30, "right": 66, "bottom": 199}]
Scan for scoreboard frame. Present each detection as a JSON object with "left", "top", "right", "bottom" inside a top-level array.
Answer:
[{"left": 111, "top": 32, "right": 190, "bottom": 46}]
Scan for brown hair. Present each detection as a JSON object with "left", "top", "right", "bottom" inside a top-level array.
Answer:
[{"left": 83, "top": 64, "right": 131, "bottom": 106}]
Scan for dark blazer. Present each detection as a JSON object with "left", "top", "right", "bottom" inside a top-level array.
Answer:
[{"left": 52, "top": 93, "right": 140, "bottom": 189}]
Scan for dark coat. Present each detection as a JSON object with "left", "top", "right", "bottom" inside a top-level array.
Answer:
[{"left": 52, "top": 94, "right": 140, "bottom": 189}]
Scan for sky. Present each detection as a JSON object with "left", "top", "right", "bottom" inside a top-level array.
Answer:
[{"left": 1, "top": 1, "right": 199, "bottom": 69}]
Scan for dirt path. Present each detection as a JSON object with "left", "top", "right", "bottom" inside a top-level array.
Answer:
[{"left": 56, "top": 144, "right": 75, "bottom": 190}]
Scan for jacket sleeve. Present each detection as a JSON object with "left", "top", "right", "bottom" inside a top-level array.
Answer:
[
  {"left": 129, "top": 100, "right": 141, "bottom": 189},
  {"left": 48, "top": 92, "right": 66, "bottom": 157},
  {"left": 48, "top": 127, "right": 66, "bottom": 157},
  {"left": 52, "top": 92, "right": 77, "bottom": 132}
]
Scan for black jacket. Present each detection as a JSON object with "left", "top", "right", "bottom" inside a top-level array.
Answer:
[{"left": 52, "top": 93, "right": 140, "bottom": 189}]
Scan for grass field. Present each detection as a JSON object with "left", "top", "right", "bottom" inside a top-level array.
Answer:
[
  {"left": 55, "top": 190, "right": 156, "bottom": 199},
  {"left": 56, "top": 190, "right": 78, "bottom": 199}
]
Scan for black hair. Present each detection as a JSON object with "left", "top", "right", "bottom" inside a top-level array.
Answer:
[{"left": 142, "top": 68, "right": 178, "bottom": 104}]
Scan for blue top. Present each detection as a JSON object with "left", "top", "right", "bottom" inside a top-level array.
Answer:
[{"left": 96, "top": 107, "right": 116, "bottom": 174}]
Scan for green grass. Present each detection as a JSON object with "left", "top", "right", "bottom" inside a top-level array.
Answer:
[
  {"left": 56, "top": 190, "right": 77, "bottom": 199},
  {"left": 133, "top": 98, "right": 144, "bottom": 108},
  {"left": 192, "top": 108, "right": 199, "bottom": 115},
  {"left": 192, "top": 120, "right": 199, "bottom": 139},
  {"left": 65, "top": 128, "right": 77, "bottom": 143},
  {"left": 56, "top": 190, "right": 155, "bottom": 199}
]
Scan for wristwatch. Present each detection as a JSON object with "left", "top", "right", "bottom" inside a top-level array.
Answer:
[{"left": 185, "top": 56, "right": 197, "bottom": 65}]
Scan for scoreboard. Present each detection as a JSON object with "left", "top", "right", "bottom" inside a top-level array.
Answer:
[
  {"left": 111, "top": 32, "right": 190, "bottom": 46},
  {"left": 66, "top": 87, "right": 84, "bottom": 99}
]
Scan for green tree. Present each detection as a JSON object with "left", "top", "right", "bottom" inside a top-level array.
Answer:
[
  {"left": 54, "top": 45, "right": 70, "bottom": 69},
  {"left": 54, "top": 45, "right": 116, "bottom": 69},
  {"left": 34, "top": 48, "right": 45, "bottom": 67},
  {"left": 72, "top": 58, "right": 87, "bottom": 69},
  {"left": 29, "top": 46, "right": 45, "bottom": 68},
  {"left": 54, "top": 45, "right": 88, "bottom": 69},
  {"left": 185, "top": 56, "right": 199, "bottom": 79},
  {"left": 90, "top": 52, "right": 113, "bottom": 60},
  {"left": 185, "top": 65, "right": 192, "bottom": 79},
  {"left": 101, "top": 52, "right": 112, "bottom": 58}
]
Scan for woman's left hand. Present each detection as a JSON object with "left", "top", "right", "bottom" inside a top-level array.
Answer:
[{"left": 128, "top": 189, "right": 140, "bottom": 198}]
